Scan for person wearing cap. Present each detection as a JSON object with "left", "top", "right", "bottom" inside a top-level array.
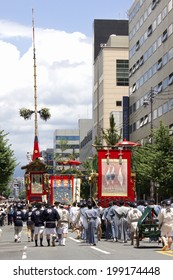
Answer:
[
  {"left": 158, "top": 199, "right": 173, "bottom": 251},
  {"left": 25, "top": 204, "right": 34, "bottom": 242},
  {"left": 57, "top": 203, "right": 70, "bottom": 246},
  {"left": 127, "top": 202, "right": 142, "bottom": 245},
  {"left": 31, "top": 203, "right": 45, "bottom": 247},
  {"left": 42, "top": 203, "right": 60, "bottom": 247},
  {"left": 13, "top": 203, "right": 25, "bottom": 242}
]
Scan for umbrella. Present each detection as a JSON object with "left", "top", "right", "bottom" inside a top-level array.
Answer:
[
  {"left": 115, "top": 138, "right": 141, "bottom": 147},
  {"left": 57, "top": 160, "right": 81, "bottom": 166}
]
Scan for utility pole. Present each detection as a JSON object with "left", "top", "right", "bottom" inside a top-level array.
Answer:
[{"left": 144, "top": 87, "right": 155, "bottom": 199}]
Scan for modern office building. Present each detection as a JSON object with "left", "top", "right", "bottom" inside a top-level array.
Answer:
[
  {"left": 53, "top": 129, "right": 80, "bottom": 160},
  {"left": 129, "top": 0, "right": 173, "bottom": 143},
  {"left": 78, "top": 119, "right": 93, "bottom": 162},
  {"left": 93, "top": 20, "right": 129, "bottom": 143}
]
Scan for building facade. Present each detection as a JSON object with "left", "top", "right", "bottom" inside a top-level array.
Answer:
[
  {"left": 93, "top": 20, "right": 129, "bottom": 143},
  {"left": 54, "top": 129, "right": 80, "bottom": 161},
  {"left": 129, "top": 0, "right": 173, "bottom": 143}
]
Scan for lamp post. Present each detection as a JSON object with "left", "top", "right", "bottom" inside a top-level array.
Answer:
[{"left": 143, "top": 87, "right": 156, "bottom": 199}]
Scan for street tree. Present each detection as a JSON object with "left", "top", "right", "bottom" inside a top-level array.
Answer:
[
  {"left": 0, "top": 130, "right": 17, "bottom": 196},
  {"left": 132, "top": 122, "right": 173, "bottom": 199}
]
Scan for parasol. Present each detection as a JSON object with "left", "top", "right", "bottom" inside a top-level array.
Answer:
[{"left": 115, "top": 138, "right": 141, "bottom": 147}]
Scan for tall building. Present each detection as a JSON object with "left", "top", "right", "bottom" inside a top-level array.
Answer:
[
  {"left": 93, "top": 20, "right": 129, "bottom": 143},
  {"left": 53, "top": 129, "right": 80, "bottom": 160},
  {"left": 78, "top": 119, "right": 93, "bottom": 162},
  {"left": 129, "top": 0, "right": 173, "bottom": 143}
]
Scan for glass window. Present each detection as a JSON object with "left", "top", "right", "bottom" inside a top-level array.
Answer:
[
  {"left": 136, "top": 40, "right": 140, "bottom": 51},
  {"left": 136, "top": 100, "right": 140, "bottom": 110},
  {"left": 139, "top": 56, "right": 144, "bottom": 66},
  {"left": 157, "top": 35, "right": 162, "bottom": 47},
  {"left": 162, "top": 6, "right": 167, "bottom": 20},
  {"left": 158, "top": 106, "right": 163, "bottom": 117},
  {"left": 148, "top": 67, "right": 153, "bottom": 79},
  {"left": 163, "top": 102, "right": 168, "bottom": 114},
  {"left": 140, "top": 16, "right": 143, "bottom": 26},
  {"left": 116, "top": 60, "right": 129, "bottom": 86},
  {"left": 132, "top": 83, "right": 136, "bottom": 92},
  {"left": 163, "top": 77, "right": 168, "bottom": 89},
  {"left": 168, "top": 23, "right": 173, "bottom": 36},
  {"left": 116, "top": 101, "right": 122, "bottom": 106},
  {"left": 157, "top": 13, "right": 162, "bottom": 25},
  {"left": 153, "top": 109, "right": 157, "bottom": 120},
  {"left": 148, "top": 4, "right": 152, "bottom": 16},
  {"left": 168, "top": 0, "right": 173, "bottom": 13},
  {"left": 136, "top": 120, "right": 140, "bottom": 130},
  {"left": 168, "top": 48, "right": 173, "bottom": 60},
  {"left": 157, "top": 82, "right": 163, "bottom": 93},
  {"left": 148, "top": 25, "right": 152, "bottom": 36},
  {"left": 169, "top": 99, "right": 173, "bottom": 110},
  {"left": 162, "top": 29, "right": 168, "bottom": 42},
  {"left": 168, "top": 73, "right": 173, "bottom": 85},
  {"left": 153, "top": 63, "right": 157, "bottom": 75},
  {"left": 152, "top": 41, "right": 157, "bottom": 53},
  {"left": 162, "top": 53, "right": 168, "bottom": 65},
  {"left": 144, "top": 10, "right": 147, "bottom": 21},
  {"left": 153, "top": 19, "right": 157, "bottom": 31},
  {"left": 152, "top": 0, "right": 157, "bottom": 10},
  {"left": 157, "top": 58, "right": 162, "bottom": 70}
]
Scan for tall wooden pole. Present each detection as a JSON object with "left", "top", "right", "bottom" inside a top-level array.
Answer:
[{"left": 32, "top": 8, "right": 38, "bottom": 138}]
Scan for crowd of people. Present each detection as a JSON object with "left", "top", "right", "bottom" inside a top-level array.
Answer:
[{"left": 0, "top": 197, "right": 173, "bottom": 251}]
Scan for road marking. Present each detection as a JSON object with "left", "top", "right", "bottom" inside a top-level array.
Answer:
[
  {"left": 69, "top": 237, "right": 111, "bottom": 254},
  {"left": 22, "top": 246, "right": 27, "bottom": 259},
  {"left": 156, "top": 250, "right": 173, "bottom": 257},
  {"left": 90, "top": 247, "right": 110, "bottom": 255},
  {"left": 69, "top": 237, "right": 81, "bottom": 243}
]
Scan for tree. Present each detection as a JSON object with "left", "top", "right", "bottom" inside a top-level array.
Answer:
[
  {"left": 132, "top": 122, "right": 173, "bottom": 200},
  {"left": 101, "top": 114, "right": 121, "bottom": 146},
  {"left": 0, "top": 130, "right": 17, "bottom": 195}
]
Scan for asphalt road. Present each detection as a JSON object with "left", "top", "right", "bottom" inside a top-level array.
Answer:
[{"left": 0, "top": 224, "right": 173, "bottom": 260}]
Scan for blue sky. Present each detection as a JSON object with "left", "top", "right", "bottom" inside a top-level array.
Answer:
[{"left": 0, "top": 0, "right": 133, "bottom": 176}]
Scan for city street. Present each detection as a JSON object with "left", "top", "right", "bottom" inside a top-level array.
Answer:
[{"left": 0, "top": 224, "right": 173, "bottom": 260}]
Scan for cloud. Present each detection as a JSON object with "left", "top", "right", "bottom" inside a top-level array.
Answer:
[{"left": 0, "top": 21, "right": 92, "bottom": 176}]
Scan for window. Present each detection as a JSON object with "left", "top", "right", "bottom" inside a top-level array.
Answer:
[
  {"left": 168, "top": 0, "right": 173, "bottom": 13},
  {"left": 153, "top": 109, "right": 157, "bottom": 120},
  {"left": 157, "top": 13, "right": 162, "bottom": 25},
  {"left": 132, "top": 83, "right": 136, "bottom": 93},
  {"left": 153, "top": 19, "right": 157, "bottom": 31},
  {"left": 136, "top": 40, "right": 140, "bottom": 51},
  {"left": 116, "top": 60, "right": 129, "bottom": 86},
  {"left": 140, "top": 118, "right": 144, "bottom": 127},
  {"left": 168, "top": 23, "right": 173, "bottom": 36},
  {"left": 158, "top": 106, "right": 163, "bottom": 117},
  {"left": 144, "top": 115, "right": 149, "bottom": 125},
  {"left": 162, "top": 29, "right": 168, "bottom": 42},
  {"left": 163, "top": 77, "right": 168, "bottom": 89},
  {"left": 136, "top": 60, "right": 140, "bottom": 70},
  {"left": 152, "top": 0, "right": 157, "bottom": 10},
  {"left": 168, "top": 47, "right": 173, "bottom": 60},
  {"left": 163, "top": 102, "right": 168, "bottom": 114},
  {"left": 157, "top": 82, "right": 163, "bottom": 93},
  {"left": 116, "top": 101, "right": 122, "bottom": 106},
  {"left": 162, "top": 53, "right": 168, "bottom": 65},
  {"left": 148, "top": 25, "right": 152, "bottom": 37},
  {"left": 157, "top": 35, "right": 162, "bottom": 47},
  {"left": 162, "top": 6, "right": 167, "bottom": 20},
  {"left": 139, "top": 56, "right": 144, "bottom": 66},
  {"left": 169, "top": 99, "right": 173, "bottom": 110},
  {"left": 168, "top": 73, "right": 173, "bottom": 85},
  {"left": 157, "top": 58, "right": 162, "bottom": 70}
]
